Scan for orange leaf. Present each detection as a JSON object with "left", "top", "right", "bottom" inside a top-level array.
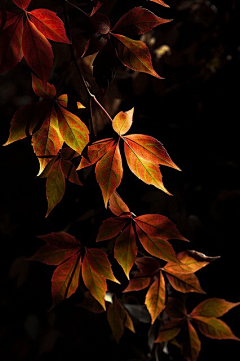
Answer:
[
  {"left": 164, "top": 270, "right": 205, "bottom": 294},
  {"left": 114, "top": 222, "right": 138, "bottom": 279},
  {"left": 164, "top": 250, "right": 211, "bottom": 274},
  {"left": 22, "top": 19, "right": 53, "bottom": 83},
  {"left": 123, "top": 275, "right": 151, "bottom": 292},
  {"left": 145, "top": 270, "right": 166, "bottom": 324},
  {"left": 97, "top": 217, "right": 129, "bottom": 241},
  {"left": 77, "top": 139, "right": 115, "bottom": 170},
  {"left": 112, "top": 33, "right": 162, "bottom": 78},
  {"left": 32, "top": 73, "right": 56, "bottom": 99},
  {"left": 85, "top": 248, "right": 119, "bottom": 283},
  {"left": 46, "top": 159, "right": 65, "bottom": 217},
  {"left": 56, "top": 105, "right": 89, "bottom": 155},
  {"left": 95, "top": 141, "right": 123, "bottom": 207},
  {"left": 155, "top": 319, "right": 183, "bottom": 342},
  {"left": 191, "top": 298, "right": 240, "bottom": 318},
  {"left": 109, "top": 191, "right": 131, "bottom": 216},
  {"left": 51, "top": 252, "right": 81, "bottom": 308},
  {"left": 192, "top": 316, "right": 240, "bottom": 340},
  {"left": 148, "top": 0, "right": 170, "bottom": 7},
  {"left": 112, "top": 108, "right": 134, "bottom": 135},
  {"left": 57, "top": 94, "right": 68, "bottom": 108}
]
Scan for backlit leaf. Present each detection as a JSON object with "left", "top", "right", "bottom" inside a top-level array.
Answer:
[
  {"left": 165, "top": 271, "right": 205, "bottom": 294},
  {"left": 0, "top": 14, "right": 23, "bottom": 73},
  {"left": 56, "top": 105, "right": 89, "bottom": 155},
  {"left": 123, "top": 275, "right": 151, "bottom": 292},
  {"left": 148, "top": 0, "right": 170, "bottom": 7},
  {"left": 114, "top": 222, "right": 137, "bottom": 279},
  {"left": 112, "top": 33, "right": 162, "bottom": 78},
  {"left": 97, "top": 217, "right": 129, "bottom": 241},
  {"left": 29, "top": 9, "right": 71, "bottom": 44},
  {"left": 51, "top": 252, "right": 81, "bottom": 308},
  {"left": 32, "top": 73, "right": 56, "bottom": 99},
  {"left": 22, "top": 19, "right": 53, "bottom": 83},
  {"left": 135, "top": 224, "right": 179, "bottom": 263},
  {"left": 155, "top": 319, "right": 183, "bottom": 342},
  {"left": 77, "top": 139, "right": 115, "bottom": 170},
  {"left": 109, "top": 191, "right": 131, "bottom": 216},
  {"left": 191, "top": 298, "right": 240, "bottom": 318},
  {"left": 95, "top": 141, "right": 123, "bottom": 207},
  {"left": 145, "top": 270, "right": 165, "bottom": 324},
  {"left": 57, "top": 94, "right": 68, "bottom": 108},
  {"left": 192, "top": 316, "right": 240, "bottom": 340},
  {"left": 164, "top": 250, "right": 211, "bottom": 274},
  {"left": 82, "top": 253, "right": 107, "bottom": 310},
  {"left": 134, "top": 214, "right": 188, "bottom": 241},
  {"left": 112, "top": 108, "right": 134, "bottom": 135},
  {"left": 85, "top": 248, "right": 119, "bottom": 283},
  {"left": 46, "top": 159, "right": 65, "bottom": 217},
  {"left": 181, "top": 321, "right": 201, "bottom": 361},
  {"left": 112, "top": 7, "right": 171, "bottom": 36}
]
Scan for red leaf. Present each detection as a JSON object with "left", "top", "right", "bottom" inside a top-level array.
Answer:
[
  {"left": 0, "top": 14, "right": 23, "bottom": 73},
  {"left": 3, "top": 101, "right": 52, "bottom": 145},
  {"left": 22, "top": 19, "right": 53, "bottom": 83},
  {"left": 46, "top": 159, "right": 65, "bottom": 216},
  {"left": 12, "top": 0, "right": 31, "bottom": 9},
  {"left": 114, "top": 222, "right": 138, "bottom": 279},
  {"left": 112, "top": 108, "right": 134, "bottom": 135},
  {"left": 51, "top": 252, "right": 81, "bottom": 308},
  {"left": 97, "top": 217, "right": 129, "bottom": 241},
  {"left": 134, "top": 214, "right": 188, "bottom": 241},
  {"left": 123, "top": 134, "right": 180, "bottom": 170},
  {"left": 56, "top": 105, "right": 89, "bottom": 155},
  {"left": 135, "top": 223, "right": 179, "bottom": 263},
  {"left": 181, "top": 321, "right": 201, "bottom": 361},
  {"left": 77, "top": 138, "right": 115, "bottom": 170},
  {"left": 148, "top": 0, "right": 170, "bottom": 7},
  {"left": 95, "top": 141, "right": 123, "bottom": 207},
  {"left": 165, "top": 297, "right": 187, "bottom": 318},
  {"left": 82, "top": 253, "right": 107, "bottom": 310},
  {"left": 29, "top": 9, "right": 71, "bottom": 44},
  {"left": 112, "top": 33, "right": 162, "bottom": 78},
  {"left": 112, "top": 7, "right": 172, "bottom": 36},
  {"left": 165, "top": 270, "right": 205, "bottom": 294},
  {"left": 155, "top": 319, "right": 183, "bottom": 342},
  {"left": 109, "top": 192, "right": 131, "bottom": 216},
  {"left": 85, "top": 248, "right": 119, "bottom": 283},
  {"left": 32, "top": 105, "right": 63, "bottom": 176},
  {"left": 32, "top": 73, "right": 56, "bottom": 98},
  {"left": 123, "top": 275, "right": 151, "bottom": 292},
  {"left": 191, "top": 298, "right": 240, "bottom": 318},
  {"left": 135, "top": 256, "right": 160, "bottom": 275},
  {"left": 29, "top": 232, "right": 81, "bottom": 265},
  {"left": 192, "top": 316, "right": 240, "bottom": 340},
  {"left": 145, "top": 270, "right": 166, "bottom": 324}
]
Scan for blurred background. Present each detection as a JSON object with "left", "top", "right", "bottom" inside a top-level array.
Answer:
[{"left": 1, "top": 0, "right": 240, "bottom": 360}]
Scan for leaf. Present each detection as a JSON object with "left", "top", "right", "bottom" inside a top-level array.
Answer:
[
  {"left": 29, "top": 9, "right": 71, "bottom": 44},
  {"left": 84, "top": 248, "right": 119, "bottom": 283},
  {"left": 32, "top": 73, "right": 56, "bottom": 98},
  {"left": 32, "top": 105, "right": 63, "bottom": 176},
  {"left": 145, "top": 270, "right": 165, "bottom": 324},
  {"left": 123, "top": 275, "right": 151, "bottom": 292},
  {"left": 51, "top": 252, "right": 81, "bottom": 308},
  {"left": 56, "top": 105, "right": 89, "bottom": 155},
  {"left": 109, "top": 191, "right": 131, "bottom": 216},
  {"left": 191, "top": 298, "right": 240, "bottom": 318},
  {"left": 112, "top": 7, "right": 172, "bottom": 36},
  {"left": 134, "top": 214, "right": 188, "bottom": 241},
  {"left": 135, "top": 224, "right": 179, "bottom": 263},
  {"left": 3, "top": 101, "right": 52, "bottom": 145},
  {"left": 192, "top": 316, "right": 240, "bottom": 340},
  {"left": 155, "top": 319, "right": 183, "bottom": 342},
  {"left": 114, "top": 222, "right": 138, "bottom": 279},
  {"left": 29, "top": 232, "right": 81, "bottom": 265},
  {"left": 165, "top": 297, "right": 187, "bottom": 318},
  {"left": 164, "top": 270, "right": 205, "bottom": 294},
  {"left": 90, "top": 0, "right": 104, "bottom": 16},
  {"left": 77, "top": 139, "right": 115, "bottom": 170},
  {"left": 90, "top": 12, "right": 111, "bottom": 34},
  {"left": 123, "top": 134, "right": 180, "bottom": 170},
  {"left": 0, "top": 14, "right": 24, "bottom": 73},
  {"left": 95, "top": 141, "right": 123, "bottom": 207},
  {"left": 46, "top": 159, "right": 65, "bottom": 217},
  {"left": 181, "top": 321, "right": 201, "bottom": 361},
  {"left": 148, "top": 0, "right": 170, "bottom": 7},
  {"left": 112, "top": 33, "right": 162, "bottom": 78},
  {"left": 135, "top": 256, "right": 160, "bottom": 275},
  {"left": 22, "top": 19, "right": 53, "bottom": 83},
  {"left": 112, "top": 108, "right": 134, "bottom": 135},
  {"left": 61, "top": 159, "right": 82, "bottom": 185},
  {"left": 57, "top": 94, "right": 68, "bottom": 108},
  {"left": 97, "top": 217, "right": 129, "bottom": 241},
  {"left": 82, "top": 253, "right": 107, "bottom": 310},
  {"left": 12, "top": 0, "right": 31, "bottom": 9},
  {"left": 164, "top": 251, "right": 211, "bottom": 274}
]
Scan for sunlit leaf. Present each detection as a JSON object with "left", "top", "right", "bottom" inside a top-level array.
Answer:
[
  {"left": 112, "top": 108, "right": 134, "bottom": 135},
  {"left": 192, "top": 316, "right": 240, "bottom": 340},
  {"left": 77, "top": 139, "right": 115, "bottom": 170},
  {"left": 57, "top": 94, "right": 68, "bottom": 108},
  {"left": 109, "top": 191, "right": 131, "bottom": 216},
  {"left": 46, "top": 159, "right": 65, "bottom": 216},
  {"left": 85, "top": 248, "right": 119, "bottom": 283},
  {"left": 191, "top": 298, "right": 240, "bottom": 318},
  {"left": 32, "top": 73, "right": 56, "bottom": 98},
  {"left": 165, "top": 270, "right": 205, "bottom": 294},
  {"left": 145, "top": 270, "right": 165, "bottom": 324},
  {"left": 123, "top": 275, "right": 151, "bottom": 292}
]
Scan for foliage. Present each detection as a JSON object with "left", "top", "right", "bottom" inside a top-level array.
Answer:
[{"left": 1, "top": 0, "right": 239, "bottom": 360}]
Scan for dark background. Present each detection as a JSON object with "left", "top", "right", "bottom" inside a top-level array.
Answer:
[{"left": 1, "top": 0, "right": 240, "bottom": 360}]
